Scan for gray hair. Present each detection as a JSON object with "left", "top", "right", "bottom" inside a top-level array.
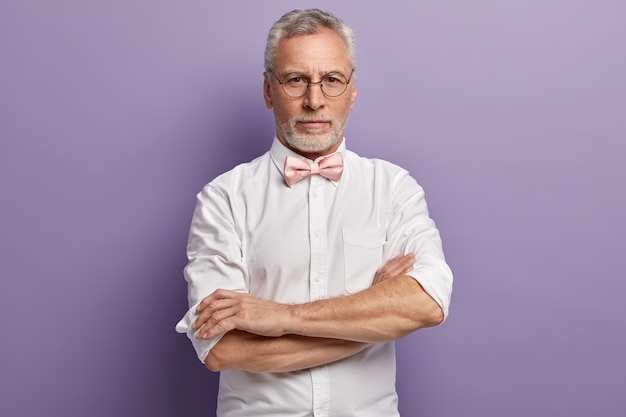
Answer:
[{"left": 264, "top": 9, "right": 356, "bottom": 71}]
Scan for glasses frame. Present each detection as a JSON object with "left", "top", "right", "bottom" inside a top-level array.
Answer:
[{"left": 267, "top": 69, "right": 355, "bottom": 98}]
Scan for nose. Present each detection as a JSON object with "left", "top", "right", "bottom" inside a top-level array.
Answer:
[{"left": 302, "top": 81, "right": 326, "bottom": 111}]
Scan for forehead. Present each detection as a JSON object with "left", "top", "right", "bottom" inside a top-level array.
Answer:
[{"left": 273, "top": 27, "right": 352, "bottom": 74}]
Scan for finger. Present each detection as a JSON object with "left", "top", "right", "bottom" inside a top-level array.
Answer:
[
  {"left": 197, "top": 289, "right": 239, "bottom": 313},
  {"left": 197, "top": 313, "right": 238, "bottom": 339},
  {"left": 395, "top": 253, "right": 415, "bottom": 265},
  {"left": 193, "top": 298, "right": 237, "bottom": 330},
  {"left": 196, "top": 306, "right": 237, "bottom": 337},
  {"left": 383, "top": 255, "right": 414, "bottom": 276},
  {"left": 395, "top": 253, "right": 415, "bottom": 264},
  {"left": 385, "top": 253, "right": 414, "bottom": 268},
  {"left": 398, "top": 254, "right": 416, "bottom": 274},
  {"left": 373, "top": 254, "right": 416, "bottom": 285}
]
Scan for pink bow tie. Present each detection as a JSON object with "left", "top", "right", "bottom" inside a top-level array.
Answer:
[{"left": 283, "top": 153, "right": 344, "bottom": 186}]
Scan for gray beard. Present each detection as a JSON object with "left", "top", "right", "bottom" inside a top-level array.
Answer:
[{"left": 278, "top": 118, "right": 344, "bottom": 155}]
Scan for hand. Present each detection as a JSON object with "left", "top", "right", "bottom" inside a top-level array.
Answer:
[
  {"left": 372, "top": 253, "right": 416, "bottom": 286},
  {"left": 193, "top": 289, "right": 292, "bottom": 340}
]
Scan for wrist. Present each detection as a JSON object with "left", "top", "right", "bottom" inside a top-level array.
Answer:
[{"left": 283, "top": 303, "right": 303, "bottom": 335}]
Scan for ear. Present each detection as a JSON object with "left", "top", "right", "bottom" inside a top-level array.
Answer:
[
  {"left": 263, "top": 73, "right": 273, "bottom": 109},
  {"left": 348, "top": 77, "right": 357, "bottom": 111}
]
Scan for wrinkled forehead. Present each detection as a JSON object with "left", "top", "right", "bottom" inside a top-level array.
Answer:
[{"left": 273, "top": 28, "right": 352, "bottom": 74}]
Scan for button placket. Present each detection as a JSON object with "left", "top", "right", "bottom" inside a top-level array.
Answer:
[
  {"left": 307, "top": 175, "right": 330, "bottom": 416},
  {"left": 308, "top": 175, "right": 328, "bottom": 302}
]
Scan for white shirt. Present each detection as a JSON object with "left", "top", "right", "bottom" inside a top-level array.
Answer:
[{"left": 176, "top": 138, "right": 453, "bottom": 417}]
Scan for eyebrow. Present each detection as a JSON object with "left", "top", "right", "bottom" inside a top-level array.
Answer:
[{"left": 279, "top": 69, "right": 349, "bottom": 77}]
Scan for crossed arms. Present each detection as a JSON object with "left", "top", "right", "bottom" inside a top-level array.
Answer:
[
  {"left": 181, "top": 172, "right": 452, "bottom": 373},
  {"left": 192, "top": 254, "right": 444, "bottom": 373}
]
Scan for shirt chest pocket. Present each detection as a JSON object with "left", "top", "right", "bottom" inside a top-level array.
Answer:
[{"left": 342, "top": 228, "right": 386, "bottom": 294}]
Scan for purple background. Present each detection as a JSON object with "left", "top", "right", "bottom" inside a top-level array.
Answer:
[{"left": 1, "top": 1, "right": 624, "bottom": 416}]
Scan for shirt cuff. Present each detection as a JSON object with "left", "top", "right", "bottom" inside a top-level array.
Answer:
[
  {"left": 408, "top": 262, "right": 453, "bottom": 321},
  {"left": 175, "top": 302, "right": 226, "bottom": 363}
]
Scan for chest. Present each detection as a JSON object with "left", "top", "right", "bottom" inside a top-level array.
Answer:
[{"left": 234, "top": 174, "right": 393, "bottom": 301}]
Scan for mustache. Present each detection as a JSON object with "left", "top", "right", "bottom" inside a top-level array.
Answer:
[{"left": 294, "top": 114, "right": 331, "bottom": 123}]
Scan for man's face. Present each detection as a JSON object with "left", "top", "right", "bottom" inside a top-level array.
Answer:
[{"left": 263, "top": 27, "right": 357, "bottom": 160}]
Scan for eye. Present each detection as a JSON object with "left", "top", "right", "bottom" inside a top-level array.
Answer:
[
  {"left": 323, "top": 74, "right": 346, "bottom": 85},
  {"left": 284, "top": 75, "right": 307, "bottom": 85}
]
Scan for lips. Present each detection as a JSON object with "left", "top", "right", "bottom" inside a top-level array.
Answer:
[{"left": 298, "top": 120, "right": 329, "bottom": 130}]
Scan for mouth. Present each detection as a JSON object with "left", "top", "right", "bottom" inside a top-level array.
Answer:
[{"left": 297, "top": 120, "right": 330, "bottom": 131}]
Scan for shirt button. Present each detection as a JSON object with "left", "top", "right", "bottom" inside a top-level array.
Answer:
[
  {"left": 314, "top": 231, "right": 320, "bottom": 238},
  {"left": 314, "top": 275, "right": 321, "bottom": 283}
]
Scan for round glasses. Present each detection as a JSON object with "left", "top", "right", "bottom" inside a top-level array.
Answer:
[{"left": 268, "top": 69, "right": 354, "bottom": 98}]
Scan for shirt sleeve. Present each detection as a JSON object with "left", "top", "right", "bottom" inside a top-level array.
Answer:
[
  {"left": 383, "top": 170, "right": 453, "bottom": 319},
  {"left": 175, "top": 183, "right": 249, "bottom": 363}
]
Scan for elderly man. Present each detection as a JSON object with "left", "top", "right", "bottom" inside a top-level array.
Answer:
[{"left": 176, "top": 8, "right": 453, "bottom": 417}]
